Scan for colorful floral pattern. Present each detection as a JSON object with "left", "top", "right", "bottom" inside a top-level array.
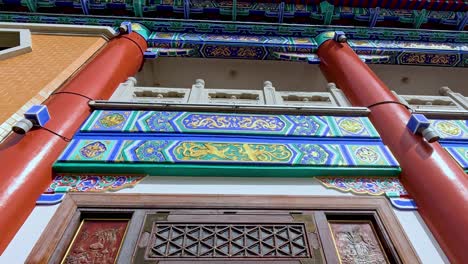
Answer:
[
  {"left": 81, "top": 111, "right": 380, "bottom": 138},
  {"left": 294, "top": 144, "right": 332, "bottom": 165},
  {"left": 134, "top": 140, "right": 170, "bottom": 162},
  {"left": 47, "top": 175, "right": 145, "bottom": 192},
  {"left": 144, "top": 111, "right": 179, "bottom": 132},
  {"left": 316, "top": 176, "right": 408, "bottom": 196},
  {"left": 58, "top": 138, "right": 399, "bottom": 168}
]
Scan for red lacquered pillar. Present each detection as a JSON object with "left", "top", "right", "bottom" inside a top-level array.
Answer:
[
  {"left": 315, "top": 33, "right": 468, "bottom": 263},
  {"left": 0, "top": 28, "right": 148, "bottom": 253}
]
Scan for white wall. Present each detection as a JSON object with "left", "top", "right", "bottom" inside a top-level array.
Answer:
[{"left": 0, "top": 177, "right": 449, "bottom": 263}]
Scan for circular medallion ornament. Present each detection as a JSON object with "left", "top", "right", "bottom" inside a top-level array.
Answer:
[
  {"left": 99, "top": 113, "right": 126, "bottom": 128},
  {"left": 134, "top": 141, "right": 166, "bottom": 162},
  {"left": 299, "top": 145, "right": 329, "bottom": 164},
  {"left": 355, "top": 147, "right": 379, "bottom": 164},
  {"left": 339, "top": 118, "right": 364, "bottom": 134},
  {"left": 80, "top": 141, "right": 107, "bottom": 159},
  {"left": 435, "top": 121, "right": 461, "bottom": 136}
]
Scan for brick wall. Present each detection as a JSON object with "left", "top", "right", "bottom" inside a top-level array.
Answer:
[{"left": 0, "top": 34, "right": 106, "bottom": 140}]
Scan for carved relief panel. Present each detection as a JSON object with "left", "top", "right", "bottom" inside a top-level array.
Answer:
[
  {"left": 329, "top": 221, "right": 388, "bottom": 264},
  {"left": 62, "top": 219, "right": 129, "bottom": 264}
]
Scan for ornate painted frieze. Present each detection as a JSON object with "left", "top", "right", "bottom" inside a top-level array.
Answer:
[
  {"left": 55, "top": 110, "right": 399, "bottom": 176},
  {"left": 36, "top": 174, "right": 145, "bottom": 205},
  {"left": 46, "top": 174, "right": 145, "bottom": 192},
  {"left": 315, "top": 176, "right": 417, "bottom": 209},
  {"left": 316, "top": 176, "right": 408, "bottom": 196},
  {"left": 0, "top": 13, "right": 466, "bottom": 44},
  {"left": 1, "top": 0, "right": 466, "bottom": 30},
  {"left": 144, "top": 32, "right": 467, "bottom": 66},
  {"left": 57, "top": 138, "right": 398, "bottom": 168},
  {"left": 149, "top": 32, "right": 468, "bottom": 53},
  {"left": 37, "top": 174, "right": 145, "bottom": 205},
  {"left": 81, "top": 110, "right": 380, "bottom": 138}
]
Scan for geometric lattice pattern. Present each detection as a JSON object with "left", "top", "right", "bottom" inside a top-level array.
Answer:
[{"left": 147, "top": 224, "right": 310, "bottom": 258}]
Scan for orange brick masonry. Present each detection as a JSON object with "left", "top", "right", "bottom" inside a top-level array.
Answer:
[{"left": 0, "top": 34, "right": 106, "bottom": 140}]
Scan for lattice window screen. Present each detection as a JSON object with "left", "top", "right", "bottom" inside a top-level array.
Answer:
[{"left": 133, "top": 210, "right": 323, "bottom": 263}]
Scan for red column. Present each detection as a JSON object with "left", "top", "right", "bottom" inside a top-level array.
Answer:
[
  {"left": 317, "top": 38, "right": 468, "bottom": 263},
  {"left": 0, "top": 32, "right": 147, "bottom": 253}
]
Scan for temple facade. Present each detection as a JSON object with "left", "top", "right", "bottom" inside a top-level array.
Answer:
[{"left": 0, "top": 1, "right": 467, "bottom": 263}]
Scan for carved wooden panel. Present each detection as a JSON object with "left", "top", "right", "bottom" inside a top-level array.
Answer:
[
  {"left": 134, "top": 210, "right": 322, "bottom": 263},
  {"left": 329, "top": 221, "right": 389, "bottom": 264},
  {"left": 62, "top": 219, "right": 129, "bottom": 264},
  {"left": 147, "top": 224, "right": 309, "bottom": 258}
]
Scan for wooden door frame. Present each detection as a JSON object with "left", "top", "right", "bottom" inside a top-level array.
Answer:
[{"left": 27, "top": 193, "right": 421, "bottom": 263}]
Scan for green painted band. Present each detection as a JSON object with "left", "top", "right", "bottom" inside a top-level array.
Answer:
[
  {"left": 315, "top": 31, "right": 335, "bottom": 48},
  {"left": 53, "top": 163, "right": 401, "bottom": 177}
]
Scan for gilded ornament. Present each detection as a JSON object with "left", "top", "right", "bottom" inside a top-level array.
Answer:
[
  {"left": 183, "top": 115, "right": 284, "bottom": 131},
  {"left": 339, "top": 118, "right": 364, "bottom": 134},
  {"left": 80, "top": 141, "right": 107, "bottom": 158},
  {"left": 185, "top": 116, "right": 232, "bottom": 129},
  {"left": 210, "top": 46, "right": 232, "bottom": 57},
  {"left": 174, "top": 142, "right": 292, "bottom": 163},
  {"left": 430, "top": 55, "right": 449, "bottom": 65},
  {"left": 99, "top": 113, "right": 126, "bottom": 128},
  {"left": 436, "top": 121, "right": 461, "bottom": 136},
  {"left": 237, "top": 47, "right": 258, "bottom": 57},
  {"left": 238, "top": 118, "right": 283, "bottom": 130},
  {"left": 406, "top": 54, "right": 426, "bottom": 64}
]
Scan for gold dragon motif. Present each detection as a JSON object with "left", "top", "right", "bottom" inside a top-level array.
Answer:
[{"left": 174, "top": 142, "right": 292, "bottom": 162}]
